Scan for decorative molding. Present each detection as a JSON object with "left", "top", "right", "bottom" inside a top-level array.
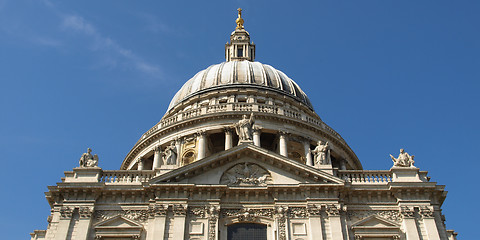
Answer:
[
  {"left": 347, "top": 210, "right": 402, "bottom": 223},
  {"left": 189, "top": 206, "right": 207, "bottom": 218},
  {"left": 288, "top": 207, "right": 307, "bottom": 218},
  {"left": 220, "top": 162, "right": 271, "bottom": 186},
  {"left": 207, "top": 206, "right": 220, "bottom": 240},
  {"left": 399, "top": 206, "right": 415, "bottom": 218},
  {"left": 275, "top": 206, "right": 287, "bottom": 240},
  {"left": 419, "top": 206, "right": 434, "bottom": 218},
  {"left": 79, "top": 206, "right": 93, "bottom": 219},
  {"left": 60, "top": 206, "right": 74, "bottom": 219},
  {"left": 306, "top": 205, "right": 322, "bottom": 216},
  {"left": 173, "top": 204, "right": 187, "bottom": 216},
  {"left": 94, "top": 210, "right": 149, "bottom": 223},
  {"left": 326, "top": 204, "right": 340, "bottom": 216},
  {"left": 148, "top": 204, "right": 167, "bottom": 218},
  {"left": 222, "top": 208, "right": 274, "bottom": 221}
]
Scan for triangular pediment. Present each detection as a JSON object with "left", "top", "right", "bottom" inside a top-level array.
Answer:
[
  {"left": 149, "top": 144, "right": 344, "bottom": 185},
  {"left": 352, "top": 215, "right": 400, "bottom": 228},
  {"left": 94, "top": 215, "right": 143, "bottom": 228}
]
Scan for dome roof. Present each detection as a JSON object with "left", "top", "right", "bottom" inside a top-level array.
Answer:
[{"left": 168, "top": 61, "right": 313, "bottom": 111}]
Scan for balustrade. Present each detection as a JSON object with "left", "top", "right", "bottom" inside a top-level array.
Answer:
[
  {"left": 100, "top": 170, "right": 155, "bottom": 184},
  {"left": 338, "top": 170, "right": 393, "bottom": 184}
]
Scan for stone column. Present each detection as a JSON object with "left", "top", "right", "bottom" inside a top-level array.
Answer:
[
  {"left": 152, "top": 145, "right": 162, "bottom": 169},
  {"left": 75, "top": 206, "right": 94, "bottom": 240},
  {"left": 279, "top": 131, "right": 288, "bottom": 157},
  {"left": 175, "top": 138, "right": 183, "bottom": 166},
  {"left": 307, "top": 205, "right": 323, "bottom": 240},
  {"left": 137, "top": 157, "right": 145, "bottom": 170},
  {"left": 304, "top": 141, "right": 313, "bottom": 166},
  {"left": 420, "top": 206, "right": 441, "bottom": 240},
  {"left": 172, "top": 205, "right": 187, "bottom": 240},
  {"left": 326, "top": 204, "right": 344, "bottom": 240},
  {"left": 253, "top": 127, "right": 261, "bottom": 147},
  {"left": 146, "top": 204, "right": 168, "bottom": 240},
  {"left": 400, "top": 206, "right": 421, "bottom": 240},
  {"left": 197, "top": 130, "right": 207, "bottom": 160},
  {"left": 224, "top": 127, "right": 233, "bottom": 150}
]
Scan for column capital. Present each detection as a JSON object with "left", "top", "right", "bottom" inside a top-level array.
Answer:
[
  {"left": 326, "top": 204, "right": 341, "bottom": 216},
  {"left": 196, "top": 130, "right": 207, "bottom": 137},
  {"left": 223, "top": 126, "right": 234, "bottom": 133},
  {"left": 78, "top": 206, "right": 94, "bottom": 219},
  {"left": 252, "top": 126, "right": 262, "bottom": 133},
  {"left": 400, "top": 206, "right": 415, "bottom": 218},
  {"left": 419, "top": 206, "right": 434, "bottom": 218}
]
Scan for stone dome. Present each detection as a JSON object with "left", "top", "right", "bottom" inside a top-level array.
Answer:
[{"left": 167, "top": 61, "right": 313, "bottom": 111}]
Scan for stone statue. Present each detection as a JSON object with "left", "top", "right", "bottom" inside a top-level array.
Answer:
[
  {"left": 163, "top": 141, "right": 177, "bottom": 165},
  {"left": 234, "top": 113, "right": 255, "bottom": 142},
  {"left": 79, "top": 148, "right": 98, "bottom": 167},
  {"left": 310, "top": 141, "right": 331, "bottom": 165},
  {"left": 390, "top": 149, "right": 415, "bottom": 167}
]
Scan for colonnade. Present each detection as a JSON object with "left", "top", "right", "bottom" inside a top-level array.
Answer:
[{"left": 137, "top": 128, "right": 350, "bottom": 170}]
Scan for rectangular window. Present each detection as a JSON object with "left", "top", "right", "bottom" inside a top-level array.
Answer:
[{"left": 237, "top": 47, "right": 243, "bottom": 57}]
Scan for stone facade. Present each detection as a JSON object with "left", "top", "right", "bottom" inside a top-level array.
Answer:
[{"left": 31, "top": 10, "right": 457, "bottom": 240}]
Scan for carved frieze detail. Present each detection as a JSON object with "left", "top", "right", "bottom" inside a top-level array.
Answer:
[
  {"left": 275, "top": 206, "right": 287, "bottom": 240},
  {"left": 400, "top": 206, "right": 415, "bottom": 218},
  {"left": 288, "top": 207, "right": 307, "bottom": 218},
  {"left": 207, "top": 206, "right": 220, "bottom": 240},
  {"left": 79, "top": 206, "right": 93, "bottom": 219},
  {"left": 60, "top": 206, "right": 74, "bottom": 219},
  {"left": 148, "top": 204, "right": 167, "bottom": 218},
  {"left": 173, "top": 204, "right": 187, "bottom": 216},
  {"left": 94, "top": 210, "right": 149, "bottom": 223},
  {"left": 220, "top": 162, "right": 271, "bottom": 186},
  {"left": 419, "top": 206, "right": 434, "bottom": 218},
  {"left": 189, "top": 206, "right": 207, "bottom": 218},
  {"left": 347, "top": 210, "right": 402, "bottom": 222},
  {"left": 222, "top": 208, "right": 274, "bottom": 220},
  {"left": 326, "top": 204, "right": 340, "bottom": 216},
  {"left": 307, "top": 205, "right": 322, "bottom": 216}
]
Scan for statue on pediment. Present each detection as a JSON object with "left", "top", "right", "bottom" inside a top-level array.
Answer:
[
  {"left": 310, "top": 140, "right": 331, "bottom": 165},
  {"left": 163, "top": 141, "right": 177, "bottom": 165},
  {"left": 233, "top": 113, "right": 255, "bottom": 143},
  {"left": 79, "top": 148, "right": 98, "bottom": 167},
  {"left": 390, "top": 149, "right": 415, "bottom": 167}
]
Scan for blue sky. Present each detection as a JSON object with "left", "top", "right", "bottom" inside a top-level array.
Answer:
[{"left": 0, "top": 0, "right": 479, "bottom": 239}]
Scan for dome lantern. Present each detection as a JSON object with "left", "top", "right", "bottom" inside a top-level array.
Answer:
[{"left": 225, "top": 8, "right": 255, "bottom": 62}]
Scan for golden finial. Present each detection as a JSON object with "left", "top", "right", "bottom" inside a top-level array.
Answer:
[{"left": 236, "top": 8, "right": 244, "bottom": 30}]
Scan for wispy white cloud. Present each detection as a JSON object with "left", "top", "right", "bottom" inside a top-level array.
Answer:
[
  {"left": 61, "top": 14, "right": 162, "bottom": 78},
  {"left": 138, "top": 13, "right": 170, "bottom": 34}
]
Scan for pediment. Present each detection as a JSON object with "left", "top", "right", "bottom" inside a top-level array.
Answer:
[
  {"left": 352, "top": 215, "right": 400, "bottom": 228},
  {"left": 94, "top": 215, "right": 143, "bottom": 228},
  {"left": 149, "top": 144, "right": 344, "bottom": 185}
]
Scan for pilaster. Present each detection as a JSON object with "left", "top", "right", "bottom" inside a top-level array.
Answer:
[
  {"left": 172, "top": 204, "right": 187, "bottom": 240},
  {"left": 326, "top": 204, "right": 344, "bottom": 240},
  {"left": 400, "top": 206, "right": 420, "bottom": 240}
]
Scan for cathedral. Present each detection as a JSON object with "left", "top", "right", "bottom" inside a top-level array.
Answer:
[{"left": 31, "top": 9, "right": 457, "bottom": 240}]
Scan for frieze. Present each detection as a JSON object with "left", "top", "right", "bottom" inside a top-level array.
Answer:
[
  {"left": 173, "top": 204, "right": 187, "bottom": 216},
  {"left": 288, "top": 207, "right": 307, "bottom": 218},
  {"left": 222, "top": 208, "right": 274, "bottom": 220},
  {"left": 60, "top": 206, "right": 74, "bottom": 219},
  {"left": 400, "top": 206, "right": 415, "bottom": 218},
  {"left": 347, "top": 210, "right": 402, "bottom": 222},
  {"left": 94, "top": 210, "right": 149, "bottom": 223},
  {"left": 419, "top": 206, "right": 434, "bottom": 218},
  {"left": 189, "top": 206, "right": 207, "bottom": 218},
  {"left": 148, "top": 204, "right": 167, "bottom": 217},
  {"left": 78, "top": 207, "right": 93, "bottom": 219},
  {"left": 307, "top": 205, "right": 322, "bottom": 216},
  {"left": 326, "top": 204, "right": 340, "bottom": 216}
]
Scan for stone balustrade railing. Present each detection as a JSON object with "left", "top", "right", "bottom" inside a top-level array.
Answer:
[
  {"left": 100, "top": 170, "right": 155, "bottom": 184},
  {"left": 338, "top": 170, "right": 393, "bottom": 184},
  {"left": 143, "top": 102, "right": 343, "bottom": 141}
]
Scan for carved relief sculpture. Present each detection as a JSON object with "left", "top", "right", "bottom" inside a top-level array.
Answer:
[
  {"left": 310, "top": 140, "right": 331, "bottom": 165},
  {"left": 79, "top": 148, "right": 98, "bottom": 167},
  {"left": 220, "top": 162, "right": 271, "bottom": 186},
  {"left": 390, "top": 149, "right": 415, "bottom": 167}
]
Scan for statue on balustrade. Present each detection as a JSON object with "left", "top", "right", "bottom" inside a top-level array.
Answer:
[
  {"left": 163, "top": 141, "right": 177, "bottom": 165},
  {"left": 234, "top": 113, "right": 255, "bottom": 142},
  {"left": 79, "top": 148, "right": 98, "bottom": 167},
  {"left": 390, "top": 148, "right": 415, "bottom": 167},
  {"left": 310, "top": 141, "right": 331, "bottom": 166}
]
